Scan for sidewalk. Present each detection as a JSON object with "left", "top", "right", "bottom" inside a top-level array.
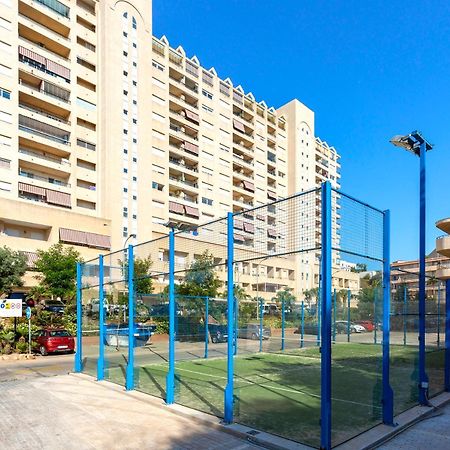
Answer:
[{"left": 0, "top": 374, "right": 260, "bottom": 450}]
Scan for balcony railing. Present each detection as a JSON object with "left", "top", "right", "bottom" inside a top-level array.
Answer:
[
  {"left": 19, "top": 115, "right": 70, "bottom": 145},
  {"left": 169, "top": 93, "right": 198, "bottom": 110},
  {"left": 169, "top": 76, "right": 198, "bottom": 94},
  {"left": 169, "top": 157, "right": 198, "bottom": 173},
  {"left": 169, "top": 123, "right": 198, "bottom": 141},
  {"left": 169, "top": 176, "right": 198, "bottom": 188},
  {"left": 19, "top": 147, "right": 71, "bottom": 166},
  {"left": 19, "top": 49, "right": 70, "bottom": 83},
  {"left": 19, "top": 79, "right": 71, "bottom": 104},
  {"left": 35, "top": 0, "right": 70, "bottom": 19},
  {"left": 19, "top": 169, "right": 70, "bottom": 187},
  {"left": 19, "top": 103, "right": 70, "bottom": 125},
  {"left": 169, "top": 193, "right": 198, "bottom": 204},
  {"left": 18, "top": 13, "right": 70, "bottom": 42},
  {"left": 233, "top": 154, "right": 254, "bottom": 167}
]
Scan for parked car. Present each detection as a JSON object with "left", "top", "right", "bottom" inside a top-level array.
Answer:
[
  {"left": 263, "top": 303, "right": 280, "bottom": 316},
  {"left": 238, "top": 323, "right": 271, "bottom": 340},
  {"left": 294, "top": 322, "right": 319, "bottom": 335},
  {"left": 335, "top": 321, "right": 365, "bottom": 333},
  {"left": 35, "top": 328, "right": 75, "bottom": 355},
  {"left": 354, "top": 320, "right": 375, "bottom": 332},
  {"left": 208, "top": 324, "right": 228, "bottom": 343},
  {"left": 43, "top": 299, "right": 65, "bottom": 314}
]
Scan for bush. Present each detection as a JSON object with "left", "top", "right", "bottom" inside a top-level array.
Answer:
[
  {"left": 15, "top": 341, "right": 28, "bottom": 354},
  {"left": 153, "top": 317, "right": 169, "bottom": 334}
]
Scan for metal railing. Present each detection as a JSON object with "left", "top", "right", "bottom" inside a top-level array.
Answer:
[
  {"left": 19, "top": 125, "right": 70, "bottom": 146},
  {"left": 18, "top": 79, "right": 71, "bottom": 104},
  {"left": 19, "top": 13, "right": 70, "bottom": 41},
  {"left": 36, "top": 0, "right": 70, "bottom": 19},
  {"left": 169, "top": 175, "right": 198, "bottom": 188},
  {"left": 19, "top": 147, "right": 71, "bottom": 166},
  {"left": 169, "top": 123, "right": 198, "bottom": 141},
  {"left": 19, "top": 169, "right": 70, "bottom": 187},
  {"left": 169, "top": 158, "right": 198, "bottom": 173},
  {"left": 19, "top": 103, "right": 70, "bottom": 125}
]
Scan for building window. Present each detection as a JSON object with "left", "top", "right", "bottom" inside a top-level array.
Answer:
[
  {"left": 152, "top": 181, "right": 163, "bottom": 191},
  {"left": 132, "top": 214, "right": 137, "bottom": 219},
  {"left": 132, "top": 138, "right": 137, "bottom": 143},
  {"left": 123, "top": 51, "right": 128, "bottom": 57},
  {"left": 202, "top": 89, "right": 213, "bottom": 100},
  {"left": 132, "top": 119, "right": 137, "bottom": 124},
  {"left": 123, "top": 168, "right": 128, "bottom": 173},
  {"left": 123, "top": 90, "right": 128, "bottom": 96},
  {"left": 0, "top": 88, "right": 10, "bottom": 99},
  {"left": 132, "top": 176, "right": 137, "bottom": 182},
  {"left": 132, "top": 17, "right": 137, "bottom": 29},
  {"left": 123, "top": 31, "right": 128, "bottom": 37},
  {"left": 123, "top": 188, "right": 128, "bottom": 193},
  {"left": 123, "top": 70, "right": 128, "bottom": 77},
  {"left": 123, "top": 149, "right": 128, "bottom": 154},
  {"left": 202, "top": 197, "right": 213, "bottom": 206},
  {"left": 123, "top": 109, "right": 128, "bottom": 115},
  {"left": 132, "top": 195, "right": 137, "bottom": 200}
]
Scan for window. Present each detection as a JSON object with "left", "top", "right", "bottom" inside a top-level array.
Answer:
[
  {"left": 123, "top": 70, "right": 128, "bottom": 76},
  {"left": 202, "top": 89, "right": 213, "bottom": 100},
  {"left": 202, "top": 104, "right": 213, "bottom": 113},
  {"left": 152, "top": 181, "right": 164, "bottom": 191},
  {"left": 123, "top": 31, "right": 128, "bottom": 37},
  {"left": 123, "top": 168, "right": 128, "bottom": 173},
  {"left": 132, "top": 17, "right": 137, "bottom": 29},
  {"left": 152, "top": 60, "right": 164, "bottom": 71},
  {"left": 123, "top": 109, "right": 128, "bottom": 115},
  {"left": 123, "top": 90, "right": 128, "bottom": 96},
  {"left": 0, "top": 88, "right": 10, "bottom": 99},
  {"left": 123, "top": 51, "right": 128, "bottom": 57},
  {"left": 132, "top": 195, "right": 137, "bottom": 200},
  {"left": 202, "top": 197, "right": 213, "bottom": 206}
]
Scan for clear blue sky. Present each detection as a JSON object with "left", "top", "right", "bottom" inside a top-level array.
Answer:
[{"left": 153, "top": 0, "right": 450, "bottom": 262}]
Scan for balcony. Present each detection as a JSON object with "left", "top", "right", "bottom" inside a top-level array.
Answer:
[
  {"left": 34, "top": 0, "right": 70, "bottom": 18},
  {"left": 436, "top": 263, "right": 450, "bottom": 281},
  {"left": 169, "top": 122, "right": 198, "bottom": 143},
  {"left": 18, "top": 147, "right": 71, "bottom": 174},
  {"left": 437, "top": 218, "right": 450, "bottom": 235},
  {"left": 436, "top": 235, "right": 450, "bottom": 258},
  {"left": 19, "top": 102, "right": 70, "bottom": 127},
  {"left": 19, "top": 77, "right": 71, "bottom": 107},
  {"left": 169, "top": 75, "right": 198, "bottom": 95},
  {"left": 233, "top": 153, "right": 254, "bottom": 168},
  {"left": 19, "top": 168, "right": 70, "bottom": 188},
  {"left": 18, "top": 13, "right": 70, "bottom": 45},
  {"left": 19, "top": 115, "right": 70, "bottom": 146},
  {"left": 168, "top": 192, "right": 198, "bottom": 205},
  {"left": 19, "top": 46, "right": 70, "bottom": 83},
  {"left": 169, "top": 157, "right": 198, "bottom": 174}
]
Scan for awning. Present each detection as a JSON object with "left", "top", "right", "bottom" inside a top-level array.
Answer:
[
  {"left": 242, "top": 180, "right": 254, "bottom": 192},
  {"left": 267, "top": 191, "right": 277, "bottom": 200},
  {"left": 18, "top": 182, "right": 46, "bottom": 197},
  {"left": 243, "top": 222, "right": 254, "bottom": 234},
  {"left": 169, "top": 201, "right": 184, "bottom": 214},
  {"left": 86, "top": 232, "right": 111, "bottom": 249},
  {"left": 184, "top": 205, "right": 199, "bottom": 218},
  {"left": 267, "top": 228, "right": 277, "bottom": 238},
  {"left": 19, "top": 46, "right": 46, "bottom": 65},
  {"left": 46, "top": 59, "right": 71, "bottom": 80},
  {"left": 46, "top": 189, "right": 71, "bottom": 208},
  {"left": 184, "top": 141, "right": 199, "bottom": 155},
  {"left": 234, "top": 233, "right": 245, "bottom": 242},
  {"left": 234, "top": 219, "right": 244, "bottom": 230},
  {"left": 60, "top": 228, "right": 87, "bottom": 246},
  {"left": 233, "top": 119, "right": 246, "bottom": 133},
  {"left": 184, "top": 109, "right": 199, "bottom": 124}
]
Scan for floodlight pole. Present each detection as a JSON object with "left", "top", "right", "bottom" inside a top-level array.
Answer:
[{"left": 418, "top": 140, "right": 430, "bottom": 405}]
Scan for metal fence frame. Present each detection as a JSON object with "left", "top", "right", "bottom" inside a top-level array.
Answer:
[{"left": 74, "top": 181, "right": 450, "bottom": 449}]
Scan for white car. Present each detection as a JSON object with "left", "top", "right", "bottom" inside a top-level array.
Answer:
[{"left": 351, "top": 323, "right": 366, "bottom": 333}]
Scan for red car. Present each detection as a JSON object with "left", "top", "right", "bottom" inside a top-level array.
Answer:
[
  {"left": 35, "top": 328, "right": 75, "bottom": 355},
  {"left": 354, "top": 321, "right": 375, "bottom": 332}
]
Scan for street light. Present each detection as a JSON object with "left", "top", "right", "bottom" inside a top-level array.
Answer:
[
  {"left": 123, "top": 233, "right": 136, "bottom": 249},
  {"left": 390, "top": 130, "right": 433, "bottom": 406}
]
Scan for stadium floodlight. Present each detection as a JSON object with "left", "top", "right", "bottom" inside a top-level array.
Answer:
[
  {"left": 164, "top": 221, "right": 197, "bottom": 233},
  {"left": 389, "top": 130, "right": 433, "bottom": 406},
  {"left": 389, "top": 131, "right": 433, "bottom": 156}
]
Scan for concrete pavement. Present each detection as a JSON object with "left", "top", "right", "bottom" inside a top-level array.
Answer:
[{"left": 0, "top": 373, "right": 263, "bottom": 450}]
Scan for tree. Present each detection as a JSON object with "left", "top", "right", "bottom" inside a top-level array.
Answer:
[
  {"left": 0, "top": 246, "right": 27, "bottom": 295},
  {"left": 274, "top": 287, "right": 296, "bottom": 307},
  {"left": 34, "top": 243, "right": 81, "bottom": 300},
  {"left": 350, "top": 263, "right": 368, "bottom": 273},
  {"left": 177, "top": 251, "right": 222, "bottom": 298},
  {"left": 303, "top": 287, "right": 319, "bottom": 308},
  {"left": 133, "top": 256, "right": 154, "bottom": 295}
]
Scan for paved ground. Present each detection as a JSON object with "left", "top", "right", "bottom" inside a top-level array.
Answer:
[
  {"left": 0, "top": 372, "right": 262, "bottom": 450},
  {"left": 377, "top": 402, "right": 450, "bottom": 449},
  {"left": 0, "top": 353, "right": 73, "bottom": 382}
]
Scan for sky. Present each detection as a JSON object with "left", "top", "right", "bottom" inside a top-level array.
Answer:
[{"left": 153, "top": 0, "right": 450, "bottom": 262}]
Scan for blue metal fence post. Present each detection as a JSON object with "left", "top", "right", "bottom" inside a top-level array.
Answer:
[
  {"left": 333, "top": 289, "right": 337, "bottom": 342},
  {"left": 320, "top": 181, "right": 332, "bottom": 450},
  {"left": 403, "top": 286, "right": 408, "bottom": 346},
  {"left": 374, "top": 289, "right": 378, "bottom": 345},
  {"left": 437, "top": 284, "right": 441, "bottom": 349},
  {"left": 74, "top": 262, "right": 82, "bottom": 372},
  {"left": 281, "top": 298, "right": 285, "bottom": 351},
  {"left": 166, "top": 230, "right": 176, "bottom": 404},
  {"left": 97, "top": 255, "right": 105, "bottom": 381},
  {"left": 382, "top": 210, "right": 394, "bottom": 425},
  {"left": 259, "top": 298, "right": 263, "bottom": 353},
  {"left": 300, "top": 301, "right": 305, "bottom": 348},
  {"left": 224, "top": 212, "right": 235, "bottom": 423},
  {"left": 234, "top": 295, "right": 238, "bottom": 356},
  {"left": 317, "top": 288, "right": 321, "bottom": 347},
  {"left": 418, "top": 142, "right": 430, "bottom": 405},
  {"left": 445, "top": 280, "right": 450, "bottom": 392},
  {"left": 126, "top": 244, "right": 135, "bottom": 391},
  {"left": 347, "top": 289, "right": 351, "bottom": 343},
  {"left": 204, "top": 297, "right": 209, "bottom": 359}
]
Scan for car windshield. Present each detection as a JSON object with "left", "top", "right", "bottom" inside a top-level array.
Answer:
[{"left": 49, "top": 330, "right": 71, "bottom": 337}]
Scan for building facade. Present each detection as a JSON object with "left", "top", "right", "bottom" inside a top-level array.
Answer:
[
  {"left": 436, "top": 217, "right": 450, "bottom": 282},
  {"left": 0, "top": 0, "right": 357, "bottom": 299}
]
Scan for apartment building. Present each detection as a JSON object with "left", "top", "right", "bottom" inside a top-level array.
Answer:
[
  {"left": 436, "top": 217, "right": 450, "bottom": 282},
  {"left": 0, "top": 0, "right": 356, "bottom": 299},
  {"left": 391, "top": 250, "right": 450, "bottom": 300}
]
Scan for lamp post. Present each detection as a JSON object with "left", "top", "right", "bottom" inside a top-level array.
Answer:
[{"left": 390, "top": 130, "right": 433, "bottom": 406}]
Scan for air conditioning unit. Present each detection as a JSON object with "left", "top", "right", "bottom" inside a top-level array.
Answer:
[{"left": 180, "top": 95, "right": 185, "bottom": 101}]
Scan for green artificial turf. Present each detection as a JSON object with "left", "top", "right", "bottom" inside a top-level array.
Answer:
[{"left": 97, "top": 343, "right": 445, "bottom": 448}]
